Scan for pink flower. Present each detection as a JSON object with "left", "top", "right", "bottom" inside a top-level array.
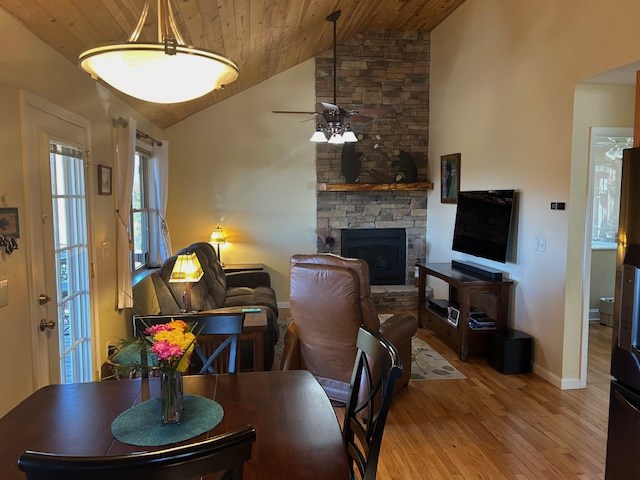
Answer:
[
  {"left": 150, "top": 340, "right": 185, "bottom": 361},
  {"left": 144, "top": 324, "right": 172, "bottom": 335}
]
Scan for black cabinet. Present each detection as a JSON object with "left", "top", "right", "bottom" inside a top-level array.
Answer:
[{"left": 605, "top": 380, "right": 640, "bottom": 479}]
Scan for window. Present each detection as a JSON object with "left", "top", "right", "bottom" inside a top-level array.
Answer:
[
  {"left": 591, "top": 133, "right": 632, "bottom": 249},
  {"left": 131, "top": 150, "right": 150, "bottom": 270}
]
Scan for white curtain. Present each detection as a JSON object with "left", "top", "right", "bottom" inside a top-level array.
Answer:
[
  {"left": 148, "top": 140, "right": 172, "bottom": 266},
  {"left": 115, "top": 117, "right": 136, "bottom": 309}
]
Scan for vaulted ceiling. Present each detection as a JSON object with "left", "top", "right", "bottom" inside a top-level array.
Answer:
[{"left": 0, "top": 0, "right": 465, "bottom": 129}]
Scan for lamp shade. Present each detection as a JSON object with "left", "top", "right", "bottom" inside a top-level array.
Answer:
[
  {"left": 209, "top": 226, "right": 226, "bottom": 244},
  {"left": 169, "top": 252, "right": 204, "bottom": 283},
  {"left": 342, "top": 130, "right": 358, "bottom": 142},
  {"left": 310, "top": 130, "right": 328, "bottom": 143}
]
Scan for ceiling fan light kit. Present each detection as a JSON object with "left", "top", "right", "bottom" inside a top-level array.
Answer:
[
  {"left": 78, "top": 0, "right": 238, "bottom": 104},
  {"left": 274, "top": 10, "right": 365, "bottom": 145}
]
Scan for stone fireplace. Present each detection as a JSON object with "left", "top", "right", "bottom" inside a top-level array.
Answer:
[
  {"left": 315, "top": 29, "right": 430, "bottom": 301},
  {"left": 341, "top": 228, "right": 406, "bottom": 285}
]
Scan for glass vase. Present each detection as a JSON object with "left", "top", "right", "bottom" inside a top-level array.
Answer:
[{"left": 161, "top": 370, "right": 184, "bottom": 424}]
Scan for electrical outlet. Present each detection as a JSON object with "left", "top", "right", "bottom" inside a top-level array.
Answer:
[{"left": 535, "top": 236, "right": 546, "bottom": 252}]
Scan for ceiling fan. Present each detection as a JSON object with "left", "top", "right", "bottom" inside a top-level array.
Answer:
[{"left": 273, "top": 10, "right": 374, "bottom": 144}]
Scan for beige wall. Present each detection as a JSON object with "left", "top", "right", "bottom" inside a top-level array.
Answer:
[
  {"left": 429, "top": 0, "right": 640, "bottom": 387},
  {"left": 165, "top": 60, "right": 317, "bottom": 301},
  {"left": 0, "top": 8, "right": 162, "bottom": 416}
]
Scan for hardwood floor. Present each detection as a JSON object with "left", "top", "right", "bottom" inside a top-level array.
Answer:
[{"left": 373, "top": 323, "right": 612, "bottom": 479}]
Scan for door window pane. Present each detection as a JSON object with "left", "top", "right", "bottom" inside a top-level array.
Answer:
[
  {"left": 49, "top": 141, "right": 92, "bottom": 383},
  {"left": 592, "top": 135, "right": 632, "bottom": 248}
]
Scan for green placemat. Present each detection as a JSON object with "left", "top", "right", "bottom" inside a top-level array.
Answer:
[{"left": 111, "top": 395, "right": 224, "bottom": 446}]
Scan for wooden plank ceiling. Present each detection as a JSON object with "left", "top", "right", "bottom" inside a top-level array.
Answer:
[{"left": 0, "top": 0, "right": 465, "bottom": 129}]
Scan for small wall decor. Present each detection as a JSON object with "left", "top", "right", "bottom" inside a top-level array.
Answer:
[
  {"left": 0, "top": 207, "right": 19, "bottom": 238},
  {"left": 98, "top": 165, "right": 112, "bottom": 195},
  {"left": 0, "top": 206, "right": 19, "bottom": 256},
  {"left": 441, "top": 153, "right": 461, "bottom": 204}
]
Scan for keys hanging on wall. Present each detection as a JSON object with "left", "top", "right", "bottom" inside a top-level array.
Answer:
[{"left": 0, "top": 235, "right": 18, "bottom": 255}]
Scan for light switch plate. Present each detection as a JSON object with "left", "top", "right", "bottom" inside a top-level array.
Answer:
[{"left": 0, "top": 279, "right": 8, "bottom": 307}]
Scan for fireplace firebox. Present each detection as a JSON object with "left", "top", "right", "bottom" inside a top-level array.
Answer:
[{"left": 341, "top": 228, "right": 406, "bottom": 285}]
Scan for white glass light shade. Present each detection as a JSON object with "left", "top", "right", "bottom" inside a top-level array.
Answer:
[
  {"left": 310, "top": 130, "right": 328, "bottom": 143},
  {"left": 342, "top": 130, "right": 358, "bottom": 142},
  {"left": 79, "top": 44, "right": 239, "bottom": 104},
  {"left": 328, "top": 133, "right": 345, "bottom": 144},
  {"left": 169, "top": 252, "right": 204, "bottom": 283}
]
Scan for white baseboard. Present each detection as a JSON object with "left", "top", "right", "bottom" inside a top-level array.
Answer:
[{"left": 532, "top": 363, "right": 583, "bottom": 390}]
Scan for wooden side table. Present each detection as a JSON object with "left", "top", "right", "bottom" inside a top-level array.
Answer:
[
  {"left": 223, "top": 263, "right": 264, "bottom": 273},
  {"left": 199, "top": 306, "right": 269, "bottom": 371}
]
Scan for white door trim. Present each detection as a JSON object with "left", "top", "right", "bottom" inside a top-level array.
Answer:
[
  {"left": 580, "top": 126, "right": 632, "bottom": 388},
  {"left": 19, "top": 90, "right": 99, "bottom": 388}
]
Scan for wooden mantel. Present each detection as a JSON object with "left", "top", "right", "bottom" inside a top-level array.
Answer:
[{"left": 317, "top": 182, "right": 433, "bottom": 192}]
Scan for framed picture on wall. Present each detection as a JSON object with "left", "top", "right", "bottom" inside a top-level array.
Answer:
[
  {"left": 0, "top": 207, "right": 20, "bottom": 238},
  {"left": 98, "top": 165, "right": 112, "bottom": 196},
  {"left": 441, "top": 153, "right": 461, "bottom": 204}
]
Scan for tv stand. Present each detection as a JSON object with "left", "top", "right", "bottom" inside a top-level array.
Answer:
[
  {"left": 417, "top": 263, "right": 513, "bottom": 361},
  {"left": 451, "top": 260, "right": 503, "bottom": 281}
]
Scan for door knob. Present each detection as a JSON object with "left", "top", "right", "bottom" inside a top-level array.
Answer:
[
  {"left": 38, "top": 294, "right": 52, "bottom": 305},
  {"left": 39, "top": 318, "right": 56, "bottom": 331}
]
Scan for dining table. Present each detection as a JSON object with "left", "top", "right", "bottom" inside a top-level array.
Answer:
[{"left": 0, "top": 370, "right": 351, "bottom": 479}]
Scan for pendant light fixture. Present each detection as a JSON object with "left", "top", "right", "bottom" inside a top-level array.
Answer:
[{"left": 78, "top": 0, "right": 239, "bottom": 104}]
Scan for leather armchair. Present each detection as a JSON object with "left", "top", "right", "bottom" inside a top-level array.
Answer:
[{"left": 280, "top": 253, "right": 418, "bottom": 402}]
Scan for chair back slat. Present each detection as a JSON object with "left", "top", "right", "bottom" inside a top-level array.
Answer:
[
  {"left": 18, "top": 425, "right": 256, "bottom": 480},
  {"left": 343, "top": 327, "right": 402, "bottom": 480},
  {"left": 133, "top": 313, "right": 245, "bottom": 375}
]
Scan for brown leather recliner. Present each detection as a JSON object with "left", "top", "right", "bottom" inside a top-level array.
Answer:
[{"left": 280, "top": 253, "right": 418, "bottom": 402}]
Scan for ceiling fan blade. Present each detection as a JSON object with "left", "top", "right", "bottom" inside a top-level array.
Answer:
[
  {"left": 272, "top": 110, "right": 318, "bottom": 115},
  {"left": 321, "top": 102, "right": 340, "bottom": 112},
  {"left": 347, "top": 114, "right": 375, "bottom": 123}
]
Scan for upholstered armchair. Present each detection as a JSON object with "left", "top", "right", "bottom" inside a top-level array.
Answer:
[{"left": 280, "top": 253, "right": 418, "bottom": 402}]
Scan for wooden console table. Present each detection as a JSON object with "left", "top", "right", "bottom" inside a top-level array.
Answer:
[{"left": 417, "top": 263, "right": 513, "bottom": 361}]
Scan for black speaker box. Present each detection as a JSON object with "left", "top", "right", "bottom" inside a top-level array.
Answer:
[{"left": 488, "top": 329, "right": 532, "bottom": 374}]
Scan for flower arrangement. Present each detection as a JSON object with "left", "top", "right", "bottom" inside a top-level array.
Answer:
[{"left": 143, "top": 319, "right": 198, "bottom": 373}]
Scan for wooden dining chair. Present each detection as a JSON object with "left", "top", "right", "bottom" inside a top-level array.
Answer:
[
  {"left": 343, "top": 327, "right": 403, "bottom": 480},
  {"left": 18, "top": 425, "right": 256, "bottom": 480},
  {"left": 133, "top": 312, "right": 245, "bottom": 374}
]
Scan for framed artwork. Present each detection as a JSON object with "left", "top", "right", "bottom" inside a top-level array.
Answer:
[
  {"left": 441, "top": 153, "right": 461, "bottom": 204},
  {"left": 0, "top": 207, "right": 20, "bottom": 238},
  {"left": 98, "top": 165, "right": 112, "bottom": 196}
]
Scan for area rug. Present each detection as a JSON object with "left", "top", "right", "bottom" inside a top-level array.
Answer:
[{"left": 272, "top": 316, "right": 465, "bottom": 380}]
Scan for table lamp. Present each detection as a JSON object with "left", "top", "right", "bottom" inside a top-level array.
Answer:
[
  {"left": 169, "top": 252, "right": 204, "bottom": 312},
  {"left": 209, "top": 226, "right": 226, "bottom": 263}
]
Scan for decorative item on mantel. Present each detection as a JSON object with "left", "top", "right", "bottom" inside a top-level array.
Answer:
[{"left": 340, "top": 133, "right": 419, "bottom": 184}]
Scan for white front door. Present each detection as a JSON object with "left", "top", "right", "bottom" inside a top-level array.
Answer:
[{"left": 21, "top": 93, "right": 95, "bottom": 387}]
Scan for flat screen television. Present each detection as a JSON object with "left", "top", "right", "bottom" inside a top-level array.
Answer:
[{"left": 452, "top": 190, "right": 516, "bottom": 263}]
